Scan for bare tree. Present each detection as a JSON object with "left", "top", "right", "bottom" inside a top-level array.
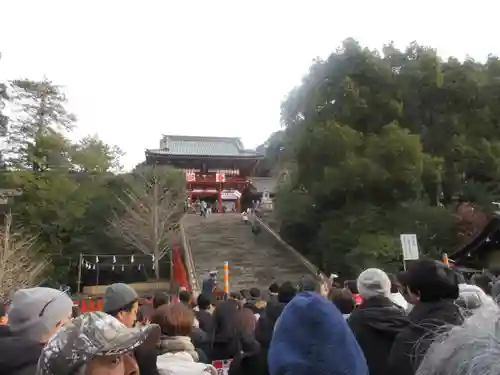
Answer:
[
  {"left": 0, "top": 213, "right": 50, "bottom": 298},
  {"left": 108, "top": 166, "right": 185, "bottom": 280}
]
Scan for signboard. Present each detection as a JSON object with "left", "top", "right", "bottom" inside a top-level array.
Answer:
[
  {"left": 221, "top": 190, "right": 241, "bottom": 200},
  {"left": 212, "top": 359, "right": 232, "bottom": 375},
  {"left": 185, "top": 172, "right": 196, "bottom": 182},
  {"left": 400, "top": 234, "right": 419, "bottom": 260},
  {"left": 216, "top": 173, "right": 225, "bottom": 183}
]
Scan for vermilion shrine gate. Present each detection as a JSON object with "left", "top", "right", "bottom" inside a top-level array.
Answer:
[{"left": 145, "top": 135, "right": 263, "bottom": 212}]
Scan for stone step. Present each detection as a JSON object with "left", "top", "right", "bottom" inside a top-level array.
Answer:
[{"left": 184, "top": 213, "right": 311, "bottom": 292}]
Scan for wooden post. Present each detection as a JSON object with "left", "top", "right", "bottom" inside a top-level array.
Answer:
[
  {"left": 77, "top": 252, "right": 83, "bottom": 293},
  {"left": 218, "top": 186, "right": 223, "bottom": 213},
  {"left": 223, "top": 261, "right": 229, "bottom": 296}
]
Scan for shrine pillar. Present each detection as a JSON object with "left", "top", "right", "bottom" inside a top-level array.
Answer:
[
  {"left": 218, "top": 189, "right": 223, "bottom": 213},
  {"left": 235, "top": 189, "right": 242, "bottom": 213}
]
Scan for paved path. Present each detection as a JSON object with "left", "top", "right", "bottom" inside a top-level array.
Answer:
[{"left": 183, "top": 213, "right": 311, "bottom": 292}]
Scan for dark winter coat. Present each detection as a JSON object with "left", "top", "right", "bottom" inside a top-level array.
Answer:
[
  {"left": 255, "top": 302, "right": 286, "bottom": 375},
  {"left": 0, "top": 333, "right": 44, "bottom": 375},
  {"left": 195, "top": 309, "right": 214, "bottom": 334},
  {"left": 348, "top": 296, "right": 409, "bottom": 375},
  {"left": 387, "top": 299, "right": 463, "bottom": 375}
]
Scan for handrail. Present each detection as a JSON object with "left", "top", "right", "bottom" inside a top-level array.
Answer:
[
  {"left": 254, "top": 216, "right": 319, "bottom": 278},
  {"left": 179, "top": 216, "right": 200, "bottom": 295}
]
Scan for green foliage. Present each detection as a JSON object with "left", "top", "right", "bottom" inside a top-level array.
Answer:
[
  {"left": 0, "top": 77, "right": 172, "bottom": 287},
  {"left": 273, "top": 38, "right": 500, "bottom": 277}
]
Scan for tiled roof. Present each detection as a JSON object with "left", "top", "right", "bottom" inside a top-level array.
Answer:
[{"left": 147, "top": 135, "right": 263, "bottom": 158}]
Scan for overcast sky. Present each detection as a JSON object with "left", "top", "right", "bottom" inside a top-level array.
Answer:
[{"left": 0, "top": 0, "right": 498, "bottom": 170}]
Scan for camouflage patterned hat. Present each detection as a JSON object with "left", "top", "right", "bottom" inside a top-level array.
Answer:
[{"left": 36, "top": 311, "right": 160, "bottom": 375}]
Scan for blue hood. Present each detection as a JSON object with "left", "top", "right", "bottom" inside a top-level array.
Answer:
[{"left": 268, "top": 292, "right": 368, "bottom": 375}]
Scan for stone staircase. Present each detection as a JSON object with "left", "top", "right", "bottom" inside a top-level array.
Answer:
[{"left": 183, "top": 213, "right": 312, "bottom": 292}]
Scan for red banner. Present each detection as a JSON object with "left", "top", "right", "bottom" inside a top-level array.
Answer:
[{"left": 172, "top": 243, "right": 189, "bottom": 291}]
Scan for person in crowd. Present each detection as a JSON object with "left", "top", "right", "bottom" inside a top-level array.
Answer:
[
  {"left": 36, "top": 311, "right": 160, "bottom": 375},
  {"left": 229, "top": 308, "right": 261, "bottom": 375},
  {"left": 328, "top": 287, "right": 355, "bottom": 319},
  {"left": 240, "top": 308, "right": 258, "bottom": 334},
  {"left": 0, "top": 302, "right": 8, "bottom": 332},
  {"left": 229, "top": 291, "right": 242, "bottom": 302},
  {"left": 416, "top": 304, "right": 499, "bottom": 375},
  {"left": 179, "top": 290, "right": 193, "bottom": 308},
  {"left": 0, "top": 287, "right": 73, "bottom": 375},
  {"left": 490, "top": 273, "right": 500, "bottom": 302},
  {"left": 71, "top": 305, "right": 81, "bottom": 319},
  {"left": 269, "top": 291, "right": 368, "bottom": 375},
  {"left": 210, "top": 299, "right": 258, "bottom": 362},
  {"left": 240, "top": 289, "right": 251, "bottom": 302},
  {"left": 471, "top": 272, "right": 492, "bottom": 295},
  {"left": 153, "top": 292, "right": 170, "bottom": 309},
  {"left": 345, "top": 280, "right": 363, "bottom": 305},
  {"left": 348, "top": 268, "right": 408, "bottom": 375},
  {"left": 201, "top": 270, "right": 218, "bottom": 299},
  {"left": 268, "top": 282, "right": 279, "bottom": 303},
  {"left": 388, "top": 273, "right": 409, "bottom": 311},
  {"left": 243, "top": 288, "right": 266, "bottom": 314},
  {"left": 297, "top": 276, "right": 318, "bottom": 293},
  {"left": 152, "top": 303, "right": 215, "bottom": 371},
  {"left": 388, "top": 259, "right": 463, "bottom": 375},
  {"left": 103, "top": 283, "right": 158, "bottom": 374},
  {"left": 456, "top": 283, "right": 495, "bottom": 316},
  {"left": 241, "top": 210, "right": 249, "bottom": 224},
  {"left": 103, "top": 283, "right": 139, "bottom": 328},
  {"left": 255, "top": 281, "right": 297, "bottom": 375},
  {"left": 137, "top": 304, "right": 155, "bottom": 327},
  {"left": 195, "top": 294, "right": 214, "bottom": 333}
]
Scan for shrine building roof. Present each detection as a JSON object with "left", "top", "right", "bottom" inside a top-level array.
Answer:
[{"left": 146, "top": 135, "right": 264, "bottom": 158}]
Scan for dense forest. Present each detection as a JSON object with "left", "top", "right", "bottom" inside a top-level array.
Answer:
[
  {"left": 0, "top": 74, "right": 185, "bottom": 295},
  {"left": 260, "top": 38, "right": 499, "bottom": 276}
]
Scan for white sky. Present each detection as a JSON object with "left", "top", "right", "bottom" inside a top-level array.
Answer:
[{"left": 0, "top": 0, "right": 498, "bottom": 170}]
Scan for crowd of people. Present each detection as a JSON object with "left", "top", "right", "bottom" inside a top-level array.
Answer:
[{"left": 1, "top": 258, "right": 500, "bottom": 375}]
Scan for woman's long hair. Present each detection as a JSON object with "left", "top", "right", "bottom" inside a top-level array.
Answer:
[
  {"left": 212, "top": 300, "right": 240, "bottom": 343},
  {"left": 239, "top": 308, "right": 257, "bottom": 336}
]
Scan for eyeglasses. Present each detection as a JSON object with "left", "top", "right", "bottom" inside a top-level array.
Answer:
[{"left": 39, "top": 290, "right": 70, "bottom": 317}]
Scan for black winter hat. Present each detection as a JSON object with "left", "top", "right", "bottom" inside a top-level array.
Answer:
[{"left": 278, "top": 281, "right": 297, "bottom": 303}]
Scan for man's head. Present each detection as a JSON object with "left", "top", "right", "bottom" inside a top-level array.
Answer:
[
  {"left": 249, "top": 288, "right": 261, "bottom": 299},
  {"left": 471, "top": 273, "right": 492, "bottom": 295},
  {"left": 178, "top": 290, "right": 192, "bottom": 306},
  {"left": 269, "top": 282, "right": 279, "bottom": 296},
  {"left": 153, "top": 292, "right": 169, "bottom": 309},
  {"left": 278, "top": 281, "right": 297, "bottom": 304},
  {"left": 329, "top": 288, "right": 356, "bottom": 315},
  {"left": 8, "top": 287, "right": 73, "bottom": 342},
  {"left": 36, "top": 311, "right": 160, "bottom": 375},
  {"left": 0, "top": 303, "right": 7, "bottom": 325},
  {"left": 403, "top": 259, "right": 459, "bottom": 303},
  {"left": 196, "top": 294, "right": 213, "bottom": 311},
  {"left": 103, "top": 283, "right": 139, "bottom": 328},
  {"left": 357, "top": 268, "right": 391, "bottom": 299},
  {"left": 297, "top": 276, "right": 318, "bottom": 293}
]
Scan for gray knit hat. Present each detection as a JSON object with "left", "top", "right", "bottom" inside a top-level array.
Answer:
[
  {"left": 102, "top": 283, "right": 138, "bottom": 313},
  {"left": 8, "top": 287, "right": 74, "bottom": 341},
  {"left": 357, "top": 268, "right": 391, "bottom": 299}
]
